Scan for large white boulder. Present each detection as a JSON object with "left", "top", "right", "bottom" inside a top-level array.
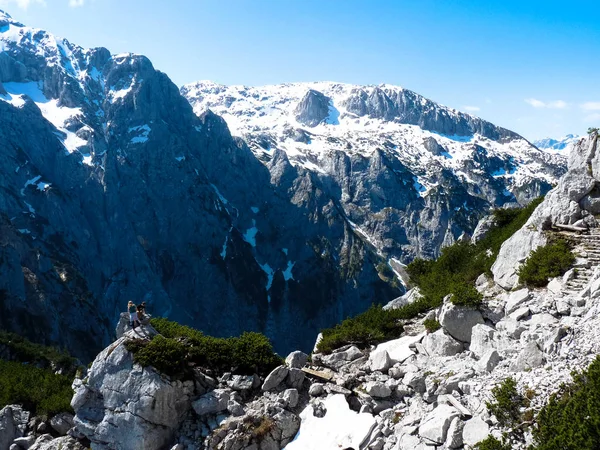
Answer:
[
  {"left": 369, "top": 333, "right": 425, "bottom": 365},
  {"left": 423, "top": 329, "right": 463, "bottom": 357},
  {"left": 470, "top": 324, "right": 497, "bottom": 359},
  {"left": 262, "top": 365, "right": 289, "bottom": 391},
  {"left": 192, "top": 389, "right": 230, "bottom": 416},
  {"left": 0, "top": 405, "right": 29, "bottom": 450},
  {"left": 462, "top": 416, "right": 490, "bottom": 447},
  {"left": 72, "top": 328, "right": 194, "bottom": 450},
  {"left": 439, "top": 302, "right": 484, "bottom": 343},
  {"left": 504, "top": 288, "right": 531, "bottom": 315},
  {"left": 510, "top": 341, "right": 545, "bottom": 372},
  {"left": 418, "top": 404, "right": 460, "bottom": 444}
]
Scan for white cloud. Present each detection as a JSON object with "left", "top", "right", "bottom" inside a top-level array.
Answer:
[
  {"left": 463, "top": 105, "right": 480, "bottom": 112},
  {"left": 69, "top": 0, "right": 84, "bottom": 6},
  {"left": 581, "top": 102, "right": 600, "bottom": 111},
  {"left": 584, "top": 113, "right": 600, "bottom": 123},
  {"left": 0, "top": 0, "right": 46, "bottom": 9},
  {"left": 524, "top": 98, "right": 568, "bottom": 109}
]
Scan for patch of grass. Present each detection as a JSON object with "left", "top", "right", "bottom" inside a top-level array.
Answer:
[
  {"left": 423, "top": 319, "right": 441, "bottom": 333},
  {"left": 517, "top": 239, "right": 575, "bottom": 287},
  {"left": 0, "top": 359, "right": 73, "bottom": 416},
  {"left": 531, "top": 356, "right": 600, "bottom": 450},
  {"left": 125, "top": 318, "right": 282, "bottom": 378}
]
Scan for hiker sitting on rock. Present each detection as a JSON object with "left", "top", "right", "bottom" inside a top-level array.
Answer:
[
  {"left": 128, "top": 301, "right": 140, "bottom": 329},
  {"left": 136, "top": 303, "right": 149, "bottom": 325}
]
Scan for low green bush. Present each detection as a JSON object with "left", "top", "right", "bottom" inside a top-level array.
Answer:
[
  {"left": 517, "top": 239, "right": 575, "bottom": 287},
  {"left": 475, "top": 436, "right": 511, "bottom": 450},
  {"left": 317, "top": 304, "right": 404, "bottom": 354},
  {"left": 0, "top": 359, "right": 73, "bottom": 416},
  {"left": 530, "top": 356, "right": 600, "bottom": 450},
  {"left": 450, "top": 283, "right": 483, "bottom": 307},
  {"left": 486, "top": 377, "right": 527, "bottom": 427},
  {"left": 423, "top": 319, "right": 441, "bottom": 333},
  {"left": 126, "top": 318, "right": 282, "bottom": 378}
]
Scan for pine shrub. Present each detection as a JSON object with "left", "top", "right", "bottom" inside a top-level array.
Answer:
[
  {"left": 450, "top": 283, "right": 483, "bottom": 307},
  {"left": 475, "top": 436, "right": 511, "bottom": 450},
  {"left": 423, "top": 319, "right": 441, "bottom": 333},
  {"left": 0, "top": 359, "right": 73, "bottom": 416},
  {"left": 486, "top": 377, "right": 526, "bottom": 427},
  {"left": 530, "top": 356, "right": 600, "bottom": 450},
  {"left": 126, "top": 318, "right": 282, "bottom": 378},
  {"left": 517, "top": 239, "right": 575, "bottom": 287}
]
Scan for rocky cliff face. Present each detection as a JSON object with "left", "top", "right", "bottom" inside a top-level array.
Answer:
[
  {"left": 0, "top": 10, "right": 397, "bottom": 360},
  {"left": 181, "top": 81, "right": 566, "bottom": 263}
]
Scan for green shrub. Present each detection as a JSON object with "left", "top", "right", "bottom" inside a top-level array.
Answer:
[
  {"left": 530, "top": 356, "right": 600, "bottom": 450},
  {"left": 475, "top": 436, "right": 511, "bottom": 450},
  {"left": 0, "top": 330, "right": 78, "bottom": 377},
  {"left": 450, "top": 283, "right": 483, "bottom": 307},
  {"left": 126, "top": 318, "right": 282, "bottom": 378},
  {"left": 0, "top": 359, "right": 73, "bottom": 416},
  {"left": 486, "top": 377, "right": 526, "bottom": 427},
  {"left": 423, "top": 319, "right": 441, "bottom": 333},
  {"left": 317, "top": 304, "right": 405, "bottom": 354},
  {"left": 517, "top": 239, "right": 575, "bottom": 287}
]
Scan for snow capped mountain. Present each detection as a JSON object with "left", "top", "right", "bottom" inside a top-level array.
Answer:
[
  {"left": 182, "top": 81, "right": 566, "bottom": 261},
  {"left": 534, "top": 134, "right": 581, "bottom": 151},
  {"left": 182, "top": 81, "right": 565, "bottom": 202}
]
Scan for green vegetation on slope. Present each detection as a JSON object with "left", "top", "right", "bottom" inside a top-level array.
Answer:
[
  {"left": 530, "top": 356, "right": 600, "bottom": 450},
  {"left": 407, "top": 197, "right": 544, "bottom": 308},
  {"left": 517, "top": 239, "right": 575, "bottom": 287},
  {"left": 317, "top": 198, "right": 543, "bottom": 353},
  {"left": 0, "top": 331, "right": 77, "bottom": 416},
  {"left": 0, "top": 330, "right": 78, "bottom": 377},
  {"left": 125, "top": 317, "right": 282, "bottom": 378}
]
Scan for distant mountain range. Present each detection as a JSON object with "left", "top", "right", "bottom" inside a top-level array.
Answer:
[{"left": 534, "top": 134, "right": 580, "bottom": 151}]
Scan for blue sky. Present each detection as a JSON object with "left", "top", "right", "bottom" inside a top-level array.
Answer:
[{"left": 2, "top": 0, "right": 599, "bottom": 140}]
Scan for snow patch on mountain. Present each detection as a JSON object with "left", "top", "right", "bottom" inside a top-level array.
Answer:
[{"left": 534, "top": 134, "right": 580, "bottom": 152}]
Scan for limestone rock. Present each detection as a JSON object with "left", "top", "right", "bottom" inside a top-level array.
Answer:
[
  {"left": 364, "top": 381, "right": 392, "bottom": 398},
  {"left": 439, "top": 302, "right": 484, "bottom": 343},
  {"left": 72, "top": 332, "right": 192, "bottom": 450},
  {"left": 308, "top": 383, "right": 325, "bottom": 397},
  {"left": 369, "top": 349, "right": 392, "bottom": 372},
  {"left": 49, "top": 412, "right": 74, "bottom": 436},
  {"left": 286, "top": 368, "right": 306, "bottom": 390},
  {"left": 423, "top": 329, "right": 463, "bottom": 357},
  {"left": 0, "top": 405, "right": 29, "bottom": 450},
  {"left": 504, "top": 288, "right": 531, "bottom": 315},
  {"left": 445, "top": 417, "right": 465, "bottom": 449},
  {"left": 510, "top": 341, "right": 545, "bottom": 372},
  {"left": 285, "top": 351, "right": 309, "bottom": 369},
  {"left": 470, "top": 324, "right": 497, "bottom": 359},
  {"left": 477, "top": 350, "right": 501, "bottom": 372},
  {"left": 462, "top": 416, "right": 490, "bottom": 447},
  {"left": 370, "top": 333, "right": 425, "bottom": 365},
  {"left": 262, "top": 365, "right": 289, "bottom": 391},
  {"left": 193, "top": 389, "right": 231, "bottom": 416},
  {"left": 418, "top": 404, "right": 460, "bottom": 444}
]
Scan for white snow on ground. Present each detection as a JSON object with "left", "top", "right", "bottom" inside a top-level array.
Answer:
[
  {"left": 1, "top": 82, "right": 87, "bottom": 153},
  {"left": 243, "top": 220, "right": 258, "bottom": 247},
  {"left": 81, "top": 154, "right": 93, "bottom": 166},
  {"left": 283, "top": 261, "right": 295, "bottom": 281},
  {"left": 251, "top": 206, "right": 260, "bottom": 213},
  {"left": 129, "top": 125, "right": 151, "bottom": 144},
  {"left": 36, "top": 181, "right": 51, "bottom": 191},
  {"left": 175, "top": 156, "right": 186, "bottom": 162},
  {"left": 260, "top": 263, "right": 274, "bottom": 291},
  {"left": 285, "top": 395, "right": 376, "bottom": 450},
  {"left": 17, "top": 229, "right": 30, "bottom": 234},
  {"left": 211, "top": 184, "right": 229, "bottom": 206}
]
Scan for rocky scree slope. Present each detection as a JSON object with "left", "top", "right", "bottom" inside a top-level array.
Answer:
[
  {"left": 182, "top": 81, "right": 566, "bottom": 262},
  {"left": 0, "top": 9, "right": 398, "bottom": 360}
]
